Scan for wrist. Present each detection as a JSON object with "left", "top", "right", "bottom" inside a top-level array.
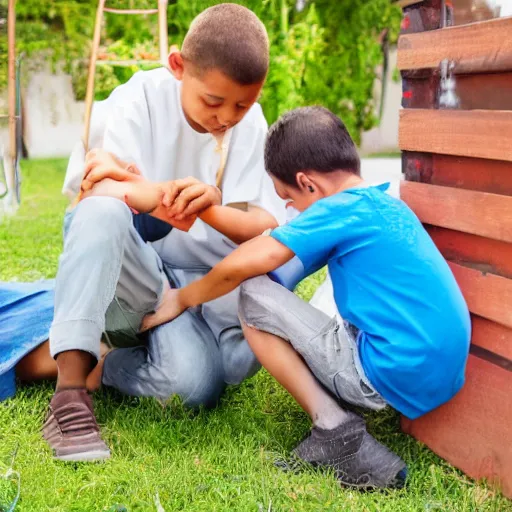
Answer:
[
  {"left": 211, "top": 185, "right": 222, "bottom": 207},
  {"left": 177, "top": 288, "right": 192, "bottom": 311}
]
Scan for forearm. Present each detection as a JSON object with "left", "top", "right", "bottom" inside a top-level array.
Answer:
[
  {"left": 199, "top": 205, "right": 278, "bottom": 245},
  {"left": 179, "top": 235, "right": 294, "bottom": 308}
]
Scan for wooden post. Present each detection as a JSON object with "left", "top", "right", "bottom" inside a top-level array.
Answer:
[
  {"left": 6, "top": 0, "right": 16, "bottom": 201},
  {"left": 82, "top": 0, "right": 106, "bottom": 152},
  {"left": 158, "top": 0, "right": 169, "bottom": 67}
]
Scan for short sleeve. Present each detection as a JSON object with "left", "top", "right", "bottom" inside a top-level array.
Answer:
[
  {"left": 270, "top": 194, "right": 364, "bottom": 273},
  {"left": 62, "top": 72, "right": 153, "bottom": 199},
  {"left": 101, "top": 72, "right": 153, "bottom": 177}
]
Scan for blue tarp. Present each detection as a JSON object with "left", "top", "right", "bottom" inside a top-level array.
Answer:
[{"left": 0, "top": 280, "right": 54, "bottom": 400}]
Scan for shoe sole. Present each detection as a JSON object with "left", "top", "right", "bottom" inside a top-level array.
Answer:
[{"left": 55, "top": 449, "right": 111, "bottom": 462}]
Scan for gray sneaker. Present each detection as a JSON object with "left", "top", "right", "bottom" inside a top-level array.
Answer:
[
  {"left": 293, "top": 412, "right": 407, "bottom": 489},
  {"left": 42, "top": 389, "right": 111, "bottom": 462}
]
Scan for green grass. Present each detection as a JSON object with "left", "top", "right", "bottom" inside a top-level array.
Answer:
[
  {"left": 365, "top": 152, "right": 401, "bottom": 159},
  {"left": 1, "top": 159, "right": 510, "bottom": 511}
]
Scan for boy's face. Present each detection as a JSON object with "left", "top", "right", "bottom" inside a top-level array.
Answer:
[
  {"left": 170, "top": 52, "right": 264, "bottom": 135},
  {"left": 270, "top": 174, "right": 319, "bottom": 213}
]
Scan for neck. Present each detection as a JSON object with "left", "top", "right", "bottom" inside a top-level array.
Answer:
[{"left": 316, "top": 171, "right": 364, "bottom": 198}]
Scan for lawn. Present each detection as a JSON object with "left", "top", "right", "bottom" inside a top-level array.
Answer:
[{"left": 0, "top": 159, "right": 510, "bottom": 511}]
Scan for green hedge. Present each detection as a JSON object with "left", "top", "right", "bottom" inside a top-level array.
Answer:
[{"left": 1, "top": 0, "right": 401, "bottom": 143}]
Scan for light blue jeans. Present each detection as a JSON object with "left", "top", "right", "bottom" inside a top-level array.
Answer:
[{"left": 50, "top": 196, "right": 259, "bottom": 407}]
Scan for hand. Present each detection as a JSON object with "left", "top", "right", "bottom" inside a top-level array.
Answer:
[
  {"left": 140, "top": 288, "right": 187, "bottom": 331},
  {"left": 81, "top": 149, "right": 141, "bottom": 192},
  {"left": 151, "top": 201, "right": 197, "bottom": 232},
  {"left": 162, "top": 177, "right": 221, "bottom": 219}
]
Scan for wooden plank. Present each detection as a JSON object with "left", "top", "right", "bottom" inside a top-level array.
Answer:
[
  {"left": 398, "top": 17, "right": 512, "bottom": 73},
  {"left": 471, "top": 315, "right": 512, "bottom": 363},
  {"left": 456, "top": 73, "right": 512, "bottom": 111},
  {"left": 449, "top": 262, "right": 512, "bottom": 329},
  {"left": 426, "top": 226, "right": 512, "bottom": 279},
  {"left": 400, "top": 0, "right": 442, "bottom": 35},
  {"left": 401, "top": 181, "right": 512, "bottom": 242},
  {"left": 396, "top": 0, "right": 425, "bottom": 8},
  {"left": 399, "top": 110, "right": 512, "bottom": 162},
  {"left": 404, "top": 153, "right": 512, "bottom": 196},
  {"left": 403, "top": 73, "right": 512, "bottom": 110},
  {"left": 401, "top": 354, "right": 512, "bottom": 498}
]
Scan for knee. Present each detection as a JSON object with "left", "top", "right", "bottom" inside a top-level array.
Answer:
[
  {"left": 238, "top": 275, "right": 276, "bottom": 327},
  {"left": 71, "top": 197, "right": 132, "bottom": 239},
  {"left": 176, "top": 368, "right": 225, "bottom": 409},
  {"left": 162, "top": 352, "right": 226, "bottom": 409}
]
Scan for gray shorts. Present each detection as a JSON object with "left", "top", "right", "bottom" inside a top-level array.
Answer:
[{"left": 238, "top": 275, "right": 387, "bottom": 411}]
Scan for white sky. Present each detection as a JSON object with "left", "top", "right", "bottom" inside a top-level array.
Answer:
[{"left": 488, "top": 0, "right": 512, "bottom": 17}]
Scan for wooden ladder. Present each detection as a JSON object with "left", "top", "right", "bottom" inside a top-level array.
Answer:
[{"left": 82, "top": 0, "right": 169, "bottom": 152}]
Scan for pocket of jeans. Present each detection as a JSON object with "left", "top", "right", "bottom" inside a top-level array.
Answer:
[
  {"left": 333, "top": 369, "right": 365, "bottom": 405},
  {"left": 359, "top": 378, "right": 380, "bottom": 398}
]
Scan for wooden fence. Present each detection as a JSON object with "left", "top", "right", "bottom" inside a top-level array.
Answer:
[{"left": 397, "top": 0, "right": 512, "bottom": 498}]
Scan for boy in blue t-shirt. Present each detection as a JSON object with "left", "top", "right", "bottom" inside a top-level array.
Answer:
[{"left": 139, "top": 106, "right": 471, "bottom": 489}]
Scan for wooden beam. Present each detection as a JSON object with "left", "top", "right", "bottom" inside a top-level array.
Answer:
[
  {"left": 456, "top": 73, "right": 512, "bottom": 111},
  {"left": 401, "top": 181, "right": 512, "bottom": 243},
  {"left": 398, "top": 17, "right": 512, "bottom": 74},
  {"left": 396, "top": 0, "right": 424, "bottom": 8},
  {"left": 449, "top": 262, "right": 512, "bottom": 329},
  {"left": 403, "top": 153, "right": 512, "bottom": 196},
  {"left": 471, "top": 315, "right": 512, "bottom": 363},
  {"left": 399, "top": 110, "right": 512, "bottom": 162},
  {"left": 426, "top": 226, "right": 512, "bottom": 279},
  {"left": 401, "top": 355, "right": 512, "bottom": 498}
]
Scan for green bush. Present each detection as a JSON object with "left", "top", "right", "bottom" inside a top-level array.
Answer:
[{"left": 1, "top": 0, "right": 401, "bottom": 142}]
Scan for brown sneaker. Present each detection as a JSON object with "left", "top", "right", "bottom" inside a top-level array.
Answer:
[{"left": 42, "top": 389, "right": 111, "bottom": 462}]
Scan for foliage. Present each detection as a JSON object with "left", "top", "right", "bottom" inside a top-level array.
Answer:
[{"left": 0, "top": 0, "right": 401, "bottom": 142}]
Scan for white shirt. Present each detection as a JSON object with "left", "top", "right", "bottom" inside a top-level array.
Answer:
[{"left": 64, "top": 68, "right": 286, "bottom": 269}]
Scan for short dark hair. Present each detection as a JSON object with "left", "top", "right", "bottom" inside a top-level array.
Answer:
[
  {"left": 265, "top": 106, "right": 360, "bottom": 186},
  {"left": 181, "top": 4, "right": 269, "bottom": 85}
]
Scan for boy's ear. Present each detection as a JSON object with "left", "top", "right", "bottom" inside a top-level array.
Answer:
[
  {"left": 168, "top": 47, "right": 185, "bottom": 80},
  {"left": 296, "top": 171, "right": 312, "bottom": 192}
]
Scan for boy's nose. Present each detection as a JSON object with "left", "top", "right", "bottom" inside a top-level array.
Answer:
[{"left": 217, "top": 106, "right": 237, "bottom": 127}]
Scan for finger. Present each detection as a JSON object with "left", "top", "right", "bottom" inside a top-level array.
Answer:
[
  {"left": 180, "top": 194, "right": 213, "bottom": 218},
  {"left": 140, "top": 313, "right": 160, "bottom": 332},
  {"left": 126, "top": 163, "right": 141, "bottom": 176},
  {"left": 87, "top": 166, "right": 131, "bottom": 184},
  {"left": 166, "top": 177, "right": 203, "bottom": 199},
  {"left": 170, "top": 185, "right": 205, "bottom": 216},
  {"left": 83, "top": 158, "right": 101, "bottom": 179},
  {"left": 81, "top": 178, "right": 94, "bottom": 192},
  {"left": 80, "top": 189, "right": 92, "bottom": 200},
  {"left": 162, "top": 182, "right": 179, "bottom": 207}
]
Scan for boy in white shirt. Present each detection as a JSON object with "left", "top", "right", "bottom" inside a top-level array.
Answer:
[{"left": 43, "top": 3, "right": 285, "bottom": 462}]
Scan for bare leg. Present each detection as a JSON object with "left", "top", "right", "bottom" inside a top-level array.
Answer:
[
  {"left": 16, "top": 340, "right": 57, "bottom": 382},
  {"left": 242, "top": 323, "right": 347, "bottom": 429},
  {"left": 55, "top": 350, "right": 95, "bottom": 390},
  {"left": 85, "top": 342, "right": 112, "bottom": 392}
]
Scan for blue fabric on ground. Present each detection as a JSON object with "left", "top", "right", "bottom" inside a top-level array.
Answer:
[{"left": 0, "top": 280, "right": 54, "bottom": 400}]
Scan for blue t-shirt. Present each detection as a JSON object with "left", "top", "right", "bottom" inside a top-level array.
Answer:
[{"left": 271, "top": 183, "right": 471, "bottom": 419}]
